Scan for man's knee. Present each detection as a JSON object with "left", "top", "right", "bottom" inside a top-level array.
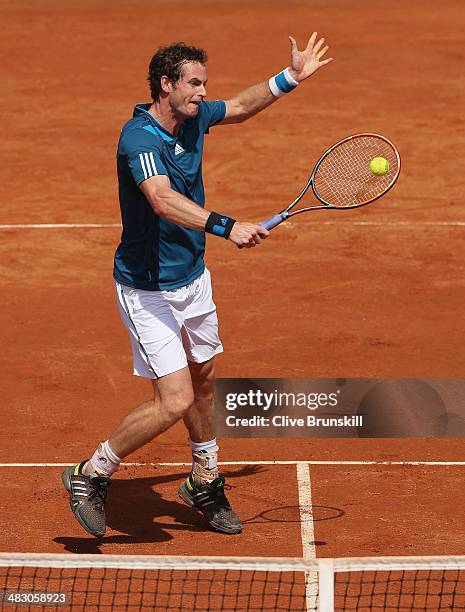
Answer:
[
  {"left": 153, "top": 369, "right": 195, "bottom": 422},
  {"left": 161, "top": 387, "right": 194, "bottom": 422}
]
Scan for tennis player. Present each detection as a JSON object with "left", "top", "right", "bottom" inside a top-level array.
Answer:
[{"left": 62, "top": 35, "right": 333, "bottom": 537}]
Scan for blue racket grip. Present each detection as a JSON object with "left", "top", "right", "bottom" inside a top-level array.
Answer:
[{"left": 260, "top": 213, "right": 287, "bottom": 231}]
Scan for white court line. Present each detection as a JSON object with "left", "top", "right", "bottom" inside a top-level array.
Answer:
[
  {"left": 341, "top": 221, "right": 465, "bottom": 227},
  {"left": 296, "top": 463, "right": 316, "bottom": 558},
  {"left": 277, "top": 220, "right": 465, "bottom": 228},
  {"left": 296, "top": 462, "right": 318, "bottom": 611},
  {"left": 0, "top": 221, "right": 464, "bottom": 230},
  {"left": 1, "top": 460, "right": 464, "bottom": 467}
]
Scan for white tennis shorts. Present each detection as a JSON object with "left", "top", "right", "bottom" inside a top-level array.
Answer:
[{"left": 115, "top": 268, "right": 223, "bottom": 379}]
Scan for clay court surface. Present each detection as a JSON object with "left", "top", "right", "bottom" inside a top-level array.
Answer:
[{"left": 1, "top": 0, "right": 464, "bottom": 565}]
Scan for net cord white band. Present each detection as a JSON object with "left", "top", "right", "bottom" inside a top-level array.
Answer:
[{"left": 2, "top": 553, "right": 465, "bottom": 572}]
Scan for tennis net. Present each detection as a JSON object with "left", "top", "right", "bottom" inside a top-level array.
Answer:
[{"left": 1, "top": 554, "right": 465, "bottom": 611}]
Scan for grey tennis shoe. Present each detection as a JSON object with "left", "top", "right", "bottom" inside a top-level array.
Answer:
[
  {"left": 61, "top": 461, "right": 110, "bottom": 538},
  {"left": 179, "top": 474, "right": 242, "bottom": 535}
]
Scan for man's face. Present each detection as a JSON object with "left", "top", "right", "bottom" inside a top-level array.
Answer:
[{"left": 167, "top": 61, "right": 207, "bottom": 119}]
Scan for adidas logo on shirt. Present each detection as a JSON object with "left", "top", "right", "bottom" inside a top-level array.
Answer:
[{"left": 174, "top": 143, "right": 185, "bottom": 156}]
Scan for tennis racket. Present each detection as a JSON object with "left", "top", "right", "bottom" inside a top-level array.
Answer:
[{"left": 261, "top": 133, "right": 401, "bottom": 230}]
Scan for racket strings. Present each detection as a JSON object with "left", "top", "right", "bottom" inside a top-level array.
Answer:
[{"left": 313, "top": 135, "right": 399, "bottom": 207}]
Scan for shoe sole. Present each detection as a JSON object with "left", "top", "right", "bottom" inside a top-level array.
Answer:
[
  {"left": 61, "top": 467, "right": 105, "bottom": 538},
  {"left": 178, "top": 482, "right": 242, "bottom": 535}
]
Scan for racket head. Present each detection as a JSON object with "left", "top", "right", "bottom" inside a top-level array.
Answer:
[{"left": 310, "top": 133, "right": 401, "bottom": 209}]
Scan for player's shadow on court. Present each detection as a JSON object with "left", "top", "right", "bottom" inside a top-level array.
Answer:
[{"left": 54, "top": 466, "right": 264, "bottom": 554}]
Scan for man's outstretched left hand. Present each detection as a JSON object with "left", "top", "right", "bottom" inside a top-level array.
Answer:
[{"left": 288, "top": 32, "right": 334, "bottom": 82}]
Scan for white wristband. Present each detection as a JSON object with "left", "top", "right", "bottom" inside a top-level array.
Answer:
[{"left": 268, "top": 67, "right": 299, "bottom": 98}]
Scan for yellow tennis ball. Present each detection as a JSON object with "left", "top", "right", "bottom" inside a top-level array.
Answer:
[{"left": 370, "top": 157, "right": 390, "bottom": 176}]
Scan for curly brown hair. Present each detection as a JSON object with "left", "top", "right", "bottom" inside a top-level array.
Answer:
[{"left": 148, "top": 42, "right": 208, "bottom": 101}]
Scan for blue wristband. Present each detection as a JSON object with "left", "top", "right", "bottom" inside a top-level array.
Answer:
[{"left": 269, "top": 67, "right": 299, "bottom": 98}]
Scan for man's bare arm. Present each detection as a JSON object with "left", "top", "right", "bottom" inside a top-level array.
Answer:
[
  {"left": 139, "top": 175, "right": 269, "bottom": 248},
  {"left": 220, "top": 32, "right": 333, "bottom": 125}
]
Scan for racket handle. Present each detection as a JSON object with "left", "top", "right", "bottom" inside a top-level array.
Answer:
[{"left": 260, "top": 212, "right": 287, "bottom": 231}]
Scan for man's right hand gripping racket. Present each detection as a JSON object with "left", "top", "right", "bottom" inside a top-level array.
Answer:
[{"left": 261, "top": 133, "right": 401, "bottom": 230}]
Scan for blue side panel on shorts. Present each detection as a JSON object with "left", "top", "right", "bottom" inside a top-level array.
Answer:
[{"left": 113, "top": 100, "right": 226, "bottom": 291}]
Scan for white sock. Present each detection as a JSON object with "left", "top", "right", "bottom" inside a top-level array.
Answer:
[
  {"left": 83, "top": 440, "right": 121, "bottom": 478},
  {"left": 189, "top": 437, "right": 219, "bottom": 485}
]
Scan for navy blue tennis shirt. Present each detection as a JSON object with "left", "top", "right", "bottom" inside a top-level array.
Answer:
[{"left": 113, "top": 100, "right": 226, "bottom": 290}]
